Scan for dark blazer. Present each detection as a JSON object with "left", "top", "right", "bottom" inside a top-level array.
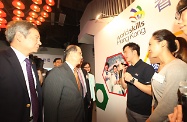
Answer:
[
  {"left": 81, "top": 68, "right": 91, "bottom": 107},
  {"left": 81, "top": 68, "right": 92, "bottom": 122},
  {"left": 43, "top": 62, "right": 84, "bottom": 122},
  {"left": 0, "top": 47, "right": 43, "bottom": 122}
]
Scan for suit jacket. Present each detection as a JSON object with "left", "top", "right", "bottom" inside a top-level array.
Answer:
[
  {"left": 81, "top": 68, "right": 92, "bottom": 122},
  {"left": 43, "top": 62, "right": 84, "bottom": 122},
  {"left": 81, "top": 68, "right": 91, "bottom": 107},
  {"left": 0, "top": 47, "right": 43, "bottom": 122}
]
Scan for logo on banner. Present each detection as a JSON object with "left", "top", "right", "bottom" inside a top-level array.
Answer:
[
  {"left": 129, "top": 6, "right": 145, "bottom": 23},
  {"left": 116, "top": 5, "right": 146, "bottom": 45},
  {"left": 155, "top": 0, "right": 171, "bottom": 12}
]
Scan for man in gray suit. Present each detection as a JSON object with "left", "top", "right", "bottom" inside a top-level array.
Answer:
[{"left": 43, "top": 45, "right": 85, "bottom": 122}]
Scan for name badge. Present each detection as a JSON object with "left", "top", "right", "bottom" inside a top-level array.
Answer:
[{"left": 152, "top": 72, "right": 165, "bottom": 84}]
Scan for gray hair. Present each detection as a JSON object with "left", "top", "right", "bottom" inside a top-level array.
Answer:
[
  {"left": 63, "top": 45, "right": 78, "bottom": 61},
  {"left": 5, "top": 20, "right": 38, "bottom": 43}
]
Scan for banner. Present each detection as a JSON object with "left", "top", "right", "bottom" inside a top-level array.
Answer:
[{"left": 94, "top": 0, "right": 182, "bottom": 121}]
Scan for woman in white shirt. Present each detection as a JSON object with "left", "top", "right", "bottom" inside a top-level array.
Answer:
[{"left": 82, "top": 61, "right": 96, "bottom": 122}]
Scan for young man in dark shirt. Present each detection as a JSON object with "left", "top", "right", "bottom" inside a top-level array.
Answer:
[{"left": 121, "top": 42, "right": 155, "bottom": 122}]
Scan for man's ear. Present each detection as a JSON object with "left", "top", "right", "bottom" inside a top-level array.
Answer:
[
  {"left": 15, "top": 32, "right": 24, "bottom": 42},
  {"left": 132, "top": 50, "right": 137, "bottom": 56}
]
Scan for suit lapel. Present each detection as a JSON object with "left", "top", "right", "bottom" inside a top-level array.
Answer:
[
  {"left": 6, "top": 47, "right": 28, "bottom": 92},
  {"left": 63, "top": 62, "right": 80, "bottom": 91},
  {"left": 31, "top": 59, "right": 42, "bottom": 95}
]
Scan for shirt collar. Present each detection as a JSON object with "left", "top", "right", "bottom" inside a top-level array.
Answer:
[
  {"left": 65, "top": 61, "right": 74, "bottom": 72},
  {"left": 11, "top": 46, "right": 28, "bottom": 64},
  {"left": 133, "top": 59, "right": 142, "bottom": 67}
]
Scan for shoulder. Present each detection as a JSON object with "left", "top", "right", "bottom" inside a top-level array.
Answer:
[
  {"left": 0, "top": 48, "right": 10, "bottom": 57},
  {"left": 88, "top": 73, "right": 94, "bottom": 77},
  {"left": 141, "top": 61, "right": 154, "bottom": 70},
  {"left": 166, "top": 59, "right": 187, "bottom": 73},
  {"left": 168, "top": 59, "right": 187, "bottom": 69}
]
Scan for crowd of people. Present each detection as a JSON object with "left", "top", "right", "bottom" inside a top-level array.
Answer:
[{"left": 0, "top": 0, "right": 187, "bottom": 122}]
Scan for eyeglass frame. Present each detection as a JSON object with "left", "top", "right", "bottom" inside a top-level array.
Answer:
[
  {"left": 84, "top": 66, "right": 90, "bottom": 68},
  {"left": 175, "top": 5, "right": 187, "bottom": 20}
]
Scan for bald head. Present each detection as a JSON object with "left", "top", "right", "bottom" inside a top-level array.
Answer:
[{"left": 64, "top": 45, "right": 83, "bottom": 68}]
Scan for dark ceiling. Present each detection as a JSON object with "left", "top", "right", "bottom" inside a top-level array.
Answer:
[{"left": 0, "top": 0, "right": 92, "bottom": 49}]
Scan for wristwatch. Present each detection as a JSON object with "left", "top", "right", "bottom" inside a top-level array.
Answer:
[{"left": 129, "top": 77, "right": 135, "bottom": 84}]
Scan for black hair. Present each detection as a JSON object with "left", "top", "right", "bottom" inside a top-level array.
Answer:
[
  {"left": 123, "top": 42, "right": 140, "bottom": 56},
  {"left": 176, "top": 0, "right": 187, "bottom": 14},
  {"left": 81, "top": 61, "right": 90, "bottom": 68},
  {"left": 174, "top": 37, "right": 187, "bottom": 63},
  {"left": 105, "top": 62, "right": 109, "bottom": 67},
  {"left": 113, "top": 65, "right": 117, "bottom": 69},
  {"left": 152, "top": 29, "right": 177, "bottom": 52},
  {"left": 53, "top": 58, "right": 62, "bottom": 63}
]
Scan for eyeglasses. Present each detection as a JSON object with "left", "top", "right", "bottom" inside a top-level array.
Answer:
[
  {"left": 84, "top": 66, "right": 90, "bottom": 68},
  {"left": 175, "top": 6, "right": 187, "bottom": 20}
]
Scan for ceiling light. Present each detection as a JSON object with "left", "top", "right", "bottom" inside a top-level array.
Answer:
[
  {"left": 43, "top": 5, "right": 52, "bottom": 12},
  {"left": 37, "top": 16, "right": 45, "bottom": 22},
  {"left": 35, "top": 20, "right": 41, "bottom": 25},
  {"left": 26, "top": 16, "right": 35, "bottom": 23},
  {"left": 46, "top": 0, "right": 55, "bottom": 6},
  {"left": 0, "top": 1, "right": 4, "bottom": 9},
  {"left": 30, "top": 4, "right": 40, "bottom": 12},
  {"left": 29, "top": 11, "right": 38, "bottom": 18},
  {"left": 12, "top": 0, "right": 25, "bottom": 10},
  {"left": 41, "top": 11, "right": 49, "bottom": 18},
  {"left": 32, "top": 0, "right": 42, "bottom": 5},
  {"left": 12, "top": 16, "right": 22, "bottom": 21},
  {"left": 0, "top": 9, "right": 6, "bottom": 17},
  {"left": 0, "top": 23, "right": 6, "bottom": 28},
  {"left": 32, "top": 22, "right": 37, "bottom": 26},
  {"left": 13, "top": 9, "right": 24, "bottom": 17},
  {"left": 0, "top": 17, "right": 7, "bottom": 24}
]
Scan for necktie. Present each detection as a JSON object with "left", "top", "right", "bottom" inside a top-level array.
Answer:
[
  {"left": 115, "top": 73, "right": 118, "bottom": 80},
  {"left": 74, "top": 68, "right": 81, "bottom": 90},
  {"left": 77, "top": 69, "right": 87, "bottom": 97},
  {"left": 25, "top": 58, "right": 39, "bottom": 122}
]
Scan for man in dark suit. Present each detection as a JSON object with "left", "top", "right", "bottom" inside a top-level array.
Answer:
[
  {"left": 43, "top": 45, "right": 85, "bottom": 122},
  {"left": 77, "top": 63, "right": 92, "bottom": 122},
  {"left": 0, "top": 20, "right": 43, "bottom": 122}
]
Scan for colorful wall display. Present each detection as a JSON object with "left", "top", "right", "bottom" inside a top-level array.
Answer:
[{"left": 94, "top": 0, "right": 183, "bottom": 122}]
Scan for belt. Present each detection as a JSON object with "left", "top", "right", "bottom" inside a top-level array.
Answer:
[{"left": 29, "top": 116, "right": 33, "bottom": 121}]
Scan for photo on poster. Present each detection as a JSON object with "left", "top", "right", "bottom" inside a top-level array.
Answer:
[{"left": 102, "top": 53, "right": 128, "bottom": 96}]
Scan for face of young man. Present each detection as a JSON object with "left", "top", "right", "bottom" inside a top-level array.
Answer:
[
  {"left": 123, "top": 46, "right": 134, "bottom": 63},
  {"left": 54, "top": 59, "right": 62, "bottom": 67},
  {"left": 113, "top": 66, "right": 118, "bottom": 73}
]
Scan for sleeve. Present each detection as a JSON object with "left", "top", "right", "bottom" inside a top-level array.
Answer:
[
  {"left": 82, "top": 69, "right": 91, "bottom": 105},
  {"left": 43, "top": 68, "right": 63, "bottom": 122},
  {"left": 149, "top": 66, "right": 186, "bottom": 122},
  {"left": 143, "top": 64, "right": 155, "bottom": 85}
]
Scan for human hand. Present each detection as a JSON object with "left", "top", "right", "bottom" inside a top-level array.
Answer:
[
  {"left": 118, "top": 63, "right": 124, "bottom": 71},
  {"left": 124, "top": 72, "right": 133, "bottom": 82},
  {"left": 168, "top": 105, "right": 183, "bottom": 122}
]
